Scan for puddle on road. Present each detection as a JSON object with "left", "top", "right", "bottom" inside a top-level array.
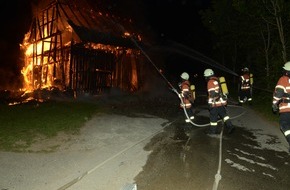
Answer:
[{"left": 134, "top": 116, "right": 290, "bottom": 190}]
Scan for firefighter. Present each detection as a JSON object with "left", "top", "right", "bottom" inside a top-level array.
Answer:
[
  {"left": 272, "top": 61, "right": 290, "bottom": 152},
  {"left": 204, "top": 68, "right": 235, "bottom": 135},
  {"left": 178, "top": 72, "right": 195, "bottom": 123},
  {"left": 238, "top": 67, "right": 253, "bottom": 105}
]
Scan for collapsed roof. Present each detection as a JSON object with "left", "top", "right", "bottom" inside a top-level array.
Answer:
[
  {"left": 21, "top": 0, "right": 148, "bottom": 95},
  {"left": 27, "top": 0, "right": 143, "bottom": 49}
]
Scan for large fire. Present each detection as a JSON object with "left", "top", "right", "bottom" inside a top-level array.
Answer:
[
  {"left": 20, "top": 30, "right": 60, "bottom": 92},
  {"left": 20, "top": 28, "right": 141, "bottom": 93},
  {"left": 18, "top": 0, "right": 143, "bottom": 104}
]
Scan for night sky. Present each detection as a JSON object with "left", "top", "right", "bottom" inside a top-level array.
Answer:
[
  {"left": 95, "top": 0, "right": 211, "bottom": 51},
  {"left": 0, "top": 0, "right": 211, "bottom": 90},
  {"left": 0, "top": 0, "right": 32, "bottom": 90},
  {"left": 87, "top": 0, "right": 213, "bottom": 83}
]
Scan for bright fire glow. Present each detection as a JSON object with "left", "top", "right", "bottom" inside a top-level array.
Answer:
[{"left": 20, "top": 3, "right": 142, "bottom": 95}]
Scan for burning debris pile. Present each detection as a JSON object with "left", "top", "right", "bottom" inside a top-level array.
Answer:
[{"left": 19, "top": 0, "right": 146, "bottom": 100}]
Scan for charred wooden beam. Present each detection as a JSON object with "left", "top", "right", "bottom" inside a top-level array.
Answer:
[{"left": 67, "top": 20, "right": 143, "bottom": 49}]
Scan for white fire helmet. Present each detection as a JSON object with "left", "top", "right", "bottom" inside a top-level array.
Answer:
[
  {"left": 180, "top": 72, "right": 189, "bottom": 80},
  {"left": 283, "top": 62, "right": 290, "bottom": 71},
  {"left": 204, "top": 69, "right": 214, "bottom": 77},
  {"left": 243, "top": 67, "right": 249, "bottom": 72}
]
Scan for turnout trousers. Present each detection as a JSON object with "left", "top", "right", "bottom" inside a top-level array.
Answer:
[
  {"left": 279, "top": 112, "right": 290, "bottom": 145},
  {"left": 208, "top": 106, "right": 234, "bottom": 134}
]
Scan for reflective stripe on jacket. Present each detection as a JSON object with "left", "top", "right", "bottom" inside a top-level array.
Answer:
[
  {"left": 207, "top": 76, "right": 227, "bottom": 107},
  {"left": 240, "top": 73, "right": 251, "bottom": 90},
  {"left": 180, "top": 80, "right": 192, "bottom": 108},
  {"left": 273, "top": 75, "right": 290, "bottom": 113}
]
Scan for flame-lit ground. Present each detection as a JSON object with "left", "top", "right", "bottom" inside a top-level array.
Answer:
[{"left": 0, "top": 88, "right": 74, "bottom": 106}]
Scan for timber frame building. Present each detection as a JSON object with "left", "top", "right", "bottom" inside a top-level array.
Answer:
[{"left": 21, "top": 0, "right": 145, "bottom": 96}]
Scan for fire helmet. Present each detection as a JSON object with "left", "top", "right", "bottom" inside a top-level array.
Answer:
[
  {"left": 283, "top": 62, "right": 290, "bottom": 71},
  {"left": 180, "top": 72, "right": 189, "bottom": 80},
  {"left": 204, "top": 69, "right": 214, "bottom": 77},
  {"left": 243, "top": 67, "right": 249, "bottom": 72}
]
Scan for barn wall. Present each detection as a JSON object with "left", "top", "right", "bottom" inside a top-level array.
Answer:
[{"left": 21, "top": 0, "right": 144, "bottom": 96}]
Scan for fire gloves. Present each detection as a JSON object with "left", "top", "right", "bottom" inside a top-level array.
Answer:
[{"left": 178, "top": 92, "right": 190, "bottom": 99}]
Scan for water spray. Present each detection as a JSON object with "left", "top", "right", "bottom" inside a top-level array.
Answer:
[
  {"left": 128, "top": 36, "right": 176, "bottom": 90},
  {"left": 129, "top": 36, "right": 210, "bottom": 127},
  {"left": 151, "top": 40, "right": 239, "bottom": 77},
  {"left": 115, "top": 19, "right": 246, "bottom": 129},
  {"left": 114, "top": 20, "right": 250, "bottom": 190}
]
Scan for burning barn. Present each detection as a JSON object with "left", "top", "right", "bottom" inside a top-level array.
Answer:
[{"left": 20, "top": 0, "right": 147, "bottom": 97}]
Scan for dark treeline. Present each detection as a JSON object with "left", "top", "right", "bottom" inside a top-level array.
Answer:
[{"left": 200, "top": 0, "right": 290, "bottom": 91}]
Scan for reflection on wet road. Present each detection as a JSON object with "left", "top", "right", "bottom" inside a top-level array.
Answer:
[{"left": 135, "top": 108, "right": 290, "bottom": 190}]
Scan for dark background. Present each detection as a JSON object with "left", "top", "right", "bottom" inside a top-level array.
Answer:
[
  {"left": 0, "top": 0, "right": 212, "bottom": 90},
  {"left": 0, "top": 0, "right": 32, "bottom": 90}
]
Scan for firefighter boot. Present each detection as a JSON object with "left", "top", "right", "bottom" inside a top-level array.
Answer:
[
  {"left": 184, "top": 123, "right": 192, "bottom": 137},
  {"left": 287, "top": 136, "right": 290, "bottom": 153},
  {"left": 225, "top": 121, "right": 235, "bottom": 135},
  {"left": 227, "top": 126, "right": 236, "bottom": 134},
  {"left": 206, "top": 126, "right": 218, "bottom": 135}
]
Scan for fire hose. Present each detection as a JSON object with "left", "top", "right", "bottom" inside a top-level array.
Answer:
[
  {"left": 117, "top": 23, "right": 252, "bottom": 190},
  {"left": 128, "top": 36, "right": 250, "bottom": 190},
  {"left": 128, "top": 36, "right": 247, "bottom": 127},
  {"left": 127, "top": 37, "right": 211, "bottom": 127},
  {"left": 114, "top": 19, "right": 246, "bottom": 127}
]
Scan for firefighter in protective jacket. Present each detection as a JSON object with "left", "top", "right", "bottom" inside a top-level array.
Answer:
[
  {"left": 179, "top": 72, "right": 195, "bottom": 123},
  {"left": 238, "top": 67, "right": 253, "bottom": 105},
  {"left": 204, "top": 68, "right": 235, "bottom": 135},
  {"left": 272, "top": 61, "right": 290, "bottom": 152}
]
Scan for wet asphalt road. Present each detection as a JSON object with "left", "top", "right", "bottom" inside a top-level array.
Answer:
[
  {"left": 2, "top": 93, "right": 290, "bottom": 190},
  {"left": 134, "top": 126, "right": 289, "bottom": 189},
  {"left": 128, "top": 103, "right": 290, "bottom": 190}
]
